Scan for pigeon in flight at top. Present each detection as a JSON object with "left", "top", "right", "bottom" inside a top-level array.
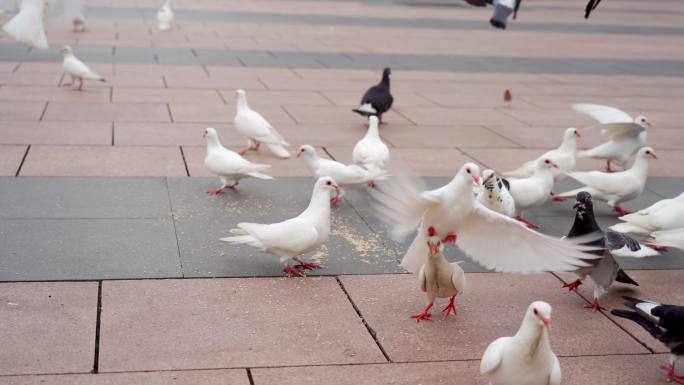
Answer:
[
  {"left": 612, "top": 296, "right": 684, "bottom": 384},
  {"left": 353, "top": 67, "right": 393, "bottom": 124}
]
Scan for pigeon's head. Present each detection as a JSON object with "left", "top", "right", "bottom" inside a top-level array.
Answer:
[
  {"left": 481, "top": 169, "right": 496, "bottom": 190},
  {"left": 316, "top": 176, "right": 340, "bottom": 193},
  {"left": 61, "top": 45, "right": 74, "bottom": 56},
  {"left": 527, "top": 301, "right": 552, "bottom": 330},
  {"left": 235, "top": 89, "right": 247, "bottom": 101},
  {"left": 634, "top": 115, "right": 652, "bottom": 129},
  {"left": 296, "top": 144, "right": 317, "bottom": 159},
  {"left": 459, "top": 163, "right": 481, "bottom": 186},
  {"left": 564, "top": 127, "right": 581, "bottom": 141},
  {"left": 203, "top": 127, "right": 218, "bottom": 140},
  {"left": 573, "top": 191, "right": 593, "bottom": 218},
  {"left": 425, "top": 226, "right": 442, "bottom": 257},
  {"left": 538, "top": 158, "right": 560, "bottom": 170},
  {"left": 637, "top": 147, "right": 657, "bottom": 160},
  {"left": 382, "top": 67, "right": 391, "bottom": 77}
]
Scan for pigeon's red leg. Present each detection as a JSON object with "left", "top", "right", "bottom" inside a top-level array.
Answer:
[
  {"left": 226, "top": 183, "right": 238, "bottom": 189},
  {"left": 562, "top": 279, "right": 583, "bottom": 292},
  {"left": 552, "top": 195, "right": 568, "bottom": 202},
  {"left": 239, "top": 143, "right": 259, "bottom": 156},
  {"left": 605, "top": 160, "right": 614, "bottom": 173},
  {"left": 206, "top": 187, "right": 225, "bottom": 195},
  {"left": 76, "top": 78, "right": 84, "bottom": 91},
  {"left": 283, "top": 264, "right": 305, "bottom": 277},
  {"left": 516, "top": 216, "right": 540, "bottom": 229},
  {"left": 367, "top": 181, "right": 376, "bottom": 188},
  {"left": 646, "top": 243, "right": 669, "bottom": 252},
  {"left": 660, "top": 364, "right": 684, "bottom": 384},
  {"left": 62, "top": 75, "right": 73, "bottom": 86},
  {"left": 613, "top": 206, "right": 631, "bottom": 216},
  {"left": 441, "top": 295, "right": 459, "bottom": 320},
  {"left": 293, "top": 257, "right": 321, "bottom": 270},
  {"left": 254, "top": 143, "right": 260, "bottom": 152},
  {"left": 411, "top": 303, "right": 433, "bottom": 322},
  {"left": 442, "top": 233, "right": 457, "bottom": 244},
  {"left": 583, "top": 299, "right": 606, "bottom": 312}
]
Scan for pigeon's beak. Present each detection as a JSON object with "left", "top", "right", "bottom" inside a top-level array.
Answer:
[
  {"left": 573, "top": 201, "right": 583, "bottom": 210},
  {"left": 575, "top": 131, "right": 581, "bottom": 138},
  {"left": 428, "top": 241, "right": 440, "bottom": 257},
  {"left": 541, "top": 317, "right": 552, "bottom": 330},
  {"left": 646, "top": 121, "right": 652, "bottom": 129},
  {"left": 551, "top": 162, "right": 560, "bottom": 169},
  {"left": 202, "top": 132, "right": 207, "bottom": 138},
  {"left": 649, "top": 152, "right": 658, "bottom": 160},
  {"left": 472, "top": 175, "right": 480, "bottom": 185},
  {"left": 296, "top": 151, "right": 302, "bottom": 159}
]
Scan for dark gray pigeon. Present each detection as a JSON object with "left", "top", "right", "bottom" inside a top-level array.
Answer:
[
  {"left": 563, "top": 191, "right": 657, "bottom": 311},
  {"left": 585, "top": 0, "right": 602, "bottom": 19},
  {"left": 353, "top": 67, "right": 393, "bottom": 124},
  {"left": 612, "top": 297, "right": 684, "bottom": 384}
]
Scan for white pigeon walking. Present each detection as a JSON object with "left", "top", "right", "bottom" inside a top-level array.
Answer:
[
  {"left": 503, "top": 127, "right": 580, "bottom": 180},
  {"left": 220, "top": 177, "right": 339, "bottom": 277},
  {"left": 611, "top": 192, "right": 684, "bottom": 237},
  {"left": 476, "top": 169, "right": 515, "bottom": 218},
  {"left": 352, "top": 116, "right": 390, "bottom": 173},
  {"left": 61, "top": 45, "right": 105, "bottom": 91},
  {"left": 233, "top": 89, "right": 291, "bottom": 159},
  {"left": 156, "top": 0, "right": 173, "bottom": 31},
  {"left": 371, "top": 162, "right": 598, "bottom": 275},
  {"left": 572, "top": 103, "right": 651, "bottom": 172},
  {"left": 554, "top": 147, "right": 657, "bottom": 216},
  {"left": 648, "top": 229, "right": 684, "bottom": 251},
  {"left": 2, "top": 0, "right": 48, "bottom": 49},
  {"left": 298, "top": 144, "right": 385, "bottom": 205},
  {"left": 411, "top": 226, "right": 466, "bottom": 322},
  {"left": 203, "top": 127, "right": 274, "bottom": 195},
  {"left": 508, "top": 158, "right": 559, "bottom": 229},
  {"left": 480, "top": 301, "right": 560, "bottom": 385}
]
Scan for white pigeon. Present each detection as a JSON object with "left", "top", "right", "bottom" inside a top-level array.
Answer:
[
  {"left": 352, "top": 116, "right": 390, "bottom": 172},
  {"left": 611, "top": 192, "right": 684, "bottom": 236},
  {"left": 203, "top": 127, "right": 274, "bottom": 195},
  {"left": 220, "top": 176, "right": 339, "bottom": 277},
  {"left": 61, "top": 45, "right": 105, "bottom": 91},
  {"left": 476, "top": 169, "right": 515, "bottom": 218},
  {"left": 503, "top": 127, "right": 580, "bottom": 180},
  {"left": 480, "top": 301, "right": 560, "bottom": 385},
  {"left": 507, "top": 158, "right": 559, "bottom": 229},
  {"left": 156, "top": 0, "right": 174, "bottom": 31},
  {"left": 233, "top": 89, "right": 291, "bottom": 159},
  {"left": 2, "top": 0, "right": 48, "bottom": 49},
  {"left": 554, "top": 147, "right": 657, "bottom": 216},
  {"left": 297, "top": 144, "right": 385, "bottom": 205},
  {"left": 411, "top": 226, "right": 466, "bottom": 322},
  {"left": 371, "top": 163, "right": 598, "bottom": 275},
  {"left": 648, "top": 228, "right": 684, "bottom": 251},
  {"left": 572, "top": 103, "right": 651, "bottom": 172}
]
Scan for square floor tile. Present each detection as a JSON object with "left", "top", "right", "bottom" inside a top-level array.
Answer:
[
  {"left": 0, "top": 145, "right": 27, "bottom": 176},
  {"left": 0, "top": 369, "right": 250, "bottom": 385}
]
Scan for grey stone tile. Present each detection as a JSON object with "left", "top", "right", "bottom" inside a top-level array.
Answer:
[
  {"left": 155, "top": 48, "right": 199, "bottom": 65},
  {"left": 194, "top": 49, "right": 242, "bottom": 66},
  {"left": 0, "top": 177, "right": 171, "bottom": 219},
  {"left": 645, "top": 177, "right": 684, "bottom": 198},
  {"left": 0, "top": 218, "right": 181, "bottom": 281},
  {"left": 114, "top": 47, "right": 156, "bottom": 64}
]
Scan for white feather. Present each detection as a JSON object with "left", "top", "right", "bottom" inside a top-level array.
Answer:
[
  {"left": 2, "top": 0, "right": 48, "bottom": 49},
  {"left": 352, "top": 116, "right": 390, "bottom": 172},
  {"left": 234, "top": 89, "right": 291, "bottom": 159},
  {"left": 503, "top": 128, "right": 579, "bottom": 180},
  {"left": 649, "top": 228, "right": 684, "bottom": 251},
  {"left": 203, "top": 127, "right": 273, "bottom": 187}
]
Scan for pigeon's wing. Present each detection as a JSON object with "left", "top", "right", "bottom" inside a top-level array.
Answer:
[
  {"left": 418, "top": 264, "right": 427, "bottom": 293},
  {"left": 549, "top": 354, "right": 562, "bottom": 385},
  {"left": 502, "top": 159, "right": 535, "bottom": 178},
  {"left": 572, "top": 103, "right": 633, "bottom": 124},
  {"left": 64, "top": 56, "right": 102, "bottom": 80},
  {"left": 362, "top": 85, "right": 393, "bottom": 114},
  {"left": 653, "top": 305, "right": 684, "bottom": 342},
  {"left": 605, "top": 230, "right": 658, "bottom": 258},
  {"left": 235, "top": 111, "right": 285, "bottom": 145},
  {"left": 480, "top": 336, "right": 510, "bottom": 374},
  {"left": 457, "top": 202, "right": 599, "bottom": 273},
  {"left": 648, "top": 229, "right": 684, "bottom": 251},
  {"left": 2, "top": 0, "right": 48, "bottom": 49},
  {"left": 588, "top": 122, "right": 645, "bottom": 140},
  {"left": 237, "top": 218, "right": 319, "bottom": 254}
]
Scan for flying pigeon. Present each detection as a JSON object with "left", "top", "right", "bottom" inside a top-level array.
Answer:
[
  {"left": 233, "top": 89, "right": 291, "bottom": 159},
  {"left": 648, "top": 229, "right": 684, "bottom": 252},
  {"left": 611, "top": 297, "right": 684, "bottom": 384},
  {"left": 2, "top": 0, "right": 48, "bottom": 49},
  {"left": 61, "top": 45, "right": 106, "bottom": 91},
  {"left": 572, "top": 103, "right": 651, "bottom": 172},
  {"left": 203, "top": 127, "right": 274, "bottom": 195},
  {"left": 476, "top": 169, "right": 515, "bottom": 218},
  {"left": 371, "top": 162, "right": 599, "bottom": 275},
  {"left": 352, "top": 116, "right": 390, "bottom": 173},
  {"left": 584, "top": 0, "right": 601, "bottom": 18},
  {"left": 508, "top": 158, "right": 559, "bottom": 229},
  {"left": 553, "top": 147, "right": 657, "bottom": 216},
  {"left": 562, "top": 191, "right": 657, "bottom": 312},
  {"left": 157, "top": 0, "right": 174, "bottom": 31},
  {"left": 411, "top": 226, "right": 466, "bottom": 322},
  {"left": 220, "top": 177, "right": 339, "bottom": 277},
  {"left": 611, "top": 192, "right": 684, "bottom": 237},
  {"left": 503, "top": 128, "right": 580, "bottom": 181},
  {"left": 297, "top": 145, "right": 385, "bottom": 205},
  {"left": 352, "top": 67, "right": 393, "bottom": 124},
  {"left": 480, "top": 301, "right": 560, "bottom": 385}
]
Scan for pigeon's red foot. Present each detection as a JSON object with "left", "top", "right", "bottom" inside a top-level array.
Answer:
[
  {"left": 441, "top": 296, "right": 458, "bottom": 320},
  {"left": 605, "top": 161, "right": 615, "bottom": 173},
  {"left": 646, "top": 243, "right": 669, "bottom": 252},
  {"left": 613, "top": 206, "right": 632, "bottom": 216},
  {"left": 583, "top": 299, "right": 606, "bottom": 312},
  {"left": 562, "top": 279, "right": 583, "bottom": 293},
  {"left": 367, "top": 181, "right": 376, "bottom": 188},
  {"left": 297, "top": 262, "right": 321, "bottom": 270},
  {"left": 660, "top": 364, "right": 684, "bottom": 384},
  {"left": 442, "top": 233, "right": 457, "bottom": 245},
  {"left": 283, "top": 265, "right": 305, "bottom": 277},
  {"left": 411, "top": 303, "right": 433, "bottom": 322},
  {"left": 330, "top": 197, "right": 342, "bottom": 206},
  {"left": 516, "top": 216, "right": 540, "bottom": 229},
  {"left": 552, "top": 196, "right": 569, "bottom": 202},
  {"left": 206, "top": 188, "right": 224, "bottom": 195}
]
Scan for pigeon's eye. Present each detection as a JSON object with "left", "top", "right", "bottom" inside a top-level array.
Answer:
[
  {"left": 300, "top": 148, "right": 305, "bottom": 152},
  {"left": 533, "top": 308, "right": 539, "bottom": 316},
  {"left": 544, "top": 160, "right": 550, "bottom": 164},
  {"left": 466, "top": 168, "right": 471, "bottom": 174},
  {"left": 326, "top": 181, "right": 332, "bottom": 186}
]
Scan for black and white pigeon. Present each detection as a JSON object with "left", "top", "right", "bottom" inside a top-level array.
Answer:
[
  {"left": 611, "top": 297, "right": 684, "bottom": 384},
  {"left": 585, "top": 0, "right": 601, "bottom": 19},
  {"left": 352, "top": 67, "right": 393, "bottom": 124},
  {"left": 563, "top": 191, "right": 657, "bottom": 312}
]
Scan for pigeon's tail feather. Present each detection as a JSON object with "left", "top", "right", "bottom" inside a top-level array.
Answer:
[
  {"left": 554, "top": 186, "right": 595, "bottom": 199},
  {"left": 353, "top": 103, "right": 376, "bottom": 117},
  {"left": 400, "top": 230, "right": 428, "bottom": 274},
  {"left": 610, "top": 222, "right": 649, "bottom": 235},
  {"left": 615, "top": 268, "right": 639, "bottom": 286},
  {"left": 219, "top": 234, "right": 263, "bottom": 249},
  {"left": 610, "top": 309, "right": 663, "bottom": 337},
  {"left": 502, "top": 160, "right": 534, "bottom": 179},
  {"left": 265, "top": 143, "right": 291, "bottom": 159},
  {"left": 246, "top": 171, "right": 274, "bottom": 180},
  {"left": 576, "top": 147, "right": 604, "bottom": 159}
]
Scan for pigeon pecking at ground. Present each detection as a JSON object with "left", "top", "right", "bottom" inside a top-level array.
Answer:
[
  {"left": 553, "top": 147, "right": 657, "bottom": 216},
  {"left": 61, "top": 45, "right": 106, "bottom": 91},
  {"left": 2, "top": 0, "right": 48, "bottom": 49},
  {"left": 572, "top": 103, "right": 651, "bottom": 172},
  {"left": 611, "top": 296, "right": 684, "bottom": 384},
  {"left": 507, "top": 158, "right": 559, "bottom": 229},
  {"left": 480, "top": 301, "right": 560, "bottom": 385},
  {"left": 562, "top": 191, "right": 657, "bottom": 312},
  {"left": 157, "top": 0, "right": 174, "bottom": 31},
  {"left": 220, "top": 177, "right": 339, "bottom": 277},
  {"left": 503, "top": 127, "right": 580, "bottom": 181},
  {"left": 352, "top": 67, "right": 394, "bottom": 124},
  {"left": 352, "top": 116, "right": 390, "bottom": 174},
  {"left": 410, "top": 226, "right": 466, "bottom": 322},
  {"left": 203, "top": 127, "right": 274, "bottom": 195},
  {"left": 233, "top": 89, "right": 292, "bottom": 159},
  {"left": 476, "top": 169, "right": 515, "bottom": 218}
]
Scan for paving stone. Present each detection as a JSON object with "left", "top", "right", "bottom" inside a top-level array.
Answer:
[
  {"left": 283, "top": 105, "right": 414, "bottom": 125},
  {"left": 115, "top": 122, "right": 237, "bottom": 146},
  {"left": 168, "top": 103, "right": 295, "bottom": 124},
  {"left": 0, "top": 85, "right": 111, "bottom": 102},
  {"left": 340, "top": 273, "right": 649, "bottom": 362},
  {"left": 0, "top": 369, "right": 250, "bottom": 385},
  {"left": 0, "top": 282, "right": 97, "bottom": 375},
  {"left": 43, "top": 102, "right": 171, "bottom": 122},
  {"left": 0, "top": 121, "right": 111, "bottom": 145},
  {"left": 0, "top": 145, "right": 27, "bottom": 176},
  {"left": 380, "top": 125, "right": 520, "bottom": 149},
  {"left": 112, "top": 88, "right": 224, "bottom": 104},
  {"left": 98, "top": 277, "right": 386, "bottom": 371},
  {"left": 644, "top": 177, "right": 684, "bottom": 198},
  {"left": 394, "top": 107, "right": 521, "bottom": 126},
  {"left": 561, "top": 354, "right": 672, "bottom": 385},
  {"left": 0, "top": 101, "right": 46, "bottom": 121},
  {"left": 0, "top": 72, "right": 63, "bottom": 86}
]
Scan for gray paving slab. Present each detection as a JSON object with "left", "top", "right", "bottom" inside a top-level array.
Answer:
[
  {"left": 645, "top": 177, "right": 684, "bottom": 198},
  {"left": 0, "top": 218, "right": 181, "bottom": 281},
  {"left": 194, "top": 49, "right": 243, "bottom": 66},
  {"left": 167, "top": 177, "right": 403, "bottom": 277},
  {"left": 0, "top": 177, "right": 171, "bottom": 219}
]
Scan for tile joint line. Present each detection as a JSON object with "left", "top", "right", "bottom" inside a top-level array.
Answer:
[
  {"left": 14, "top": 145, "right": 30, "bottom": 177},
  {"left": 246, "top": 368, "right": 255, "bottom": 385},
  {"left": 92, "top": 280, "right": 103, "bottom": 374}
]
